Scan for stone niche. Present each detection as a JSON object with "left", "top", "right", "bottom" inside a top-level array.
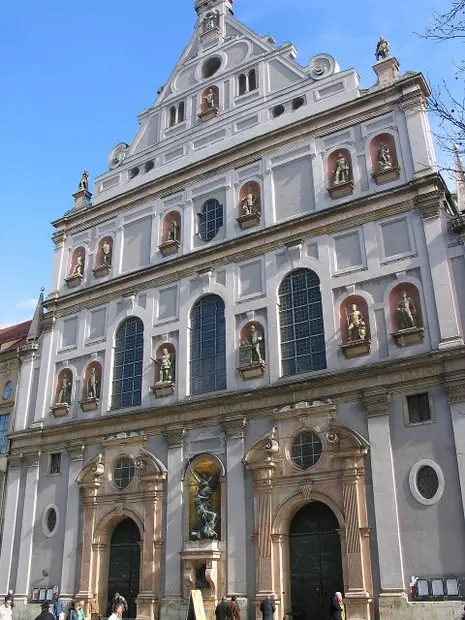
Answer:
[
  {"left": 159, "top": 211, "right": 181, "bottom": 257},
  {"left": 151, "top": 342, "right": 176, "bottom": 398},
  {"left": 389, "top": 283, "right": 424, "bottom": 347},
  {"left": 326, "top": 148, "right": 354, "bottom": 199},
  {"left": 93, "top": 237, "right": 113, "bottom": 278},
  {"left": 236, "top": 181, "right": 262, "bottom": 230},
  {"left": 50, "top": 368, "right": 73, "bottom": 417},
  {"left": 79, "top": 361, "right": 102, "bottom": 411},
  {"left": 198, "top": 86, "right": 220, "bottom": 121},
  {"left": 237, "top": 321, "right": 266, "bottom": 379},
  {"left": 339, "top": 295, "right": 371, "bottom": 359},
  {"left": 370, "top": 133, "right": 400, "bottom": 185},
  {"left": 66, "top": 246, "right": 86, "bottom": 288}
]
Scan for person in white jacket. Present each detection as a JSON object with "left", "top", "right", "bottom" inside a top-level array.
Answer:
[{"left": 0, "top": 598, "right": 12, "bottom": 620}]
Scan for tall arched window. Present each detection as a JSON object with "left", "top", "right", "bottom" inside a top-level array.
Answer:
[
  {"left": 248, "top": 69, "right": 257, "bottom": 91},
  {"left": 112, "top": 317, "right": 144, "bottom": 409},
  {"left": 238, "top": 73, "right": 247, "bottom": 96},
  {"left": 278, "top": 269, "right": 326, "bottom": 377},
  {"left": 190, "top": 295, "right": 226, "bottom": 395},
  {"left": 198, "top": 199, "right": 223, "bottom": 242}
]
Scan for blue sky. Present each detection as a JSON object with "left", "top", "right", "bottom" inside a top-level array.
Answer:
[{"left": 0, "top": 0, "right": 457, "bottom": 327}]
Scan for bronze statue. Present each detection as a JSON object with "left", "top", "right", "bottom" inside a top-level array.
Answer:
[
  {"left": 397, "top": 291, "right": 417, "bottom": 330},
  {"left": 191, "top": 468, "right": 219, "bottom": 540},
  {"left": 333, "top": 153, "right": 350, "bottom": 185},
  {"left": 345, "top": 304, "right": 367, "bottom": 341},
  {"left": 375, "top": 37, "right": 390, "bottom": 61},
  {"left": 78, "top": 170, "right": 89, "bottom": 192}
]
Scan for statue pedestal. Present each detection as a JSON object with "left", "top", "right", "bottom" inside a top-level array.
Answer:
[
  {"left": 79, "top": 397, "right": 99, "bottom": 412},
  {"left": 371, "top": 166, "right": 400, "bottom": 185},
  {"left": 340, "top": 339, "right": 371, "bottom": 359},
  {"left": 238, "top": 362, "right": 266, "bottom": 380},
  {"left": 159, "top": 239, "right": 180, "bottom": 257},
  {"left": 151, "top": 381, "right": 175, "bottom": 398},
  {"left": 92, "top": 264, "right": 111, "bottom": 278},
  {"left": 373, "top": 56, "right": 400, "bottom": 86},
  {"left": 236, "top": 211, "right": 261, "bottom": 230},
  {"left": 72, "top": 188, "right": 92, "bottom": 210},
  {"left": 327, "top": 180, "right": 354, "bottom": 200},
  {"left": 50, "top": 403, "right": 70, "bottom": 418},
  {"left": 181, "top": 541, "right": 222, "bottom": 620},
  {"left": 198, "top": 107, "right": 219, "bottom": 122},
  {"left": 392, "top": 327, "right": 424, "bottom": 348},
  {"left": 65, "top": 273, "right": 84, "bottom": 289}
]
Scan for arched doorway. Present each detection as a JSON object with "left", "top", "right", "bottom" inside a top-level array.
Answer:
[
  {"left": 107, "top": 518, "right": 141, "bottom": 619},
  {"left": 289, "top": 502, "right": 343, "bottom": 620}
]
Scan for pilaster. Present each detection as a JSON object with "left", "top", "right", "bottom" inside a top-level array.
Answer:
[
  {"left": 400, "top": 93, "right": 436, "bottom": 176},
  {"left": 14, "top": 346, "right": 39, "bottom": 431},
  {"left": 444, "top": 371, "right": 465, "bottom": 524},
  {"left": 34, "top": 326, "right": 59, "bottom": 425},
  {"left": 0, "top": 456, "right": 22, "bottom": 593}
]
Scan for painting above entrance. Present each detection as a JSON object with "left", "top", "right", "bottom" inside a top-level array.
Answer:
[{"left": 189, "top": 457, "right": 221, "bottom": 540}]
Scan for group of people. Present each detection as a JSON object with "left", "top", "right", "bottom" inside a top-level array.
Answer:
[{"left": 215, "top": 595, "right": 276, "bottom": 620}]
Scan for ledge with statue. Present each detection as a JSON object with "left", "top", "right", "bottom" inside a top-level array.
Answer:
[
  {"left": 151, "top": 346, "right": 175, "bottom": 397},
  {"left": 198, "top": 88, "right": 219, "bottom": 121},
  {"left": 371, "top": 140, "right": 400, "bottom": 185},
  {"left": 65, "top": 250, "right": 85, "bottom": 288},
  {"left": 238, "top": 324, "right": 266, "bottom": 379},
  {"left": 92, "top": 238, "right": 112, "bottom": 278},
  {"left": 79, "top": 366, "right": 101, "bottom": 411},
  {"left": 50, "top": 371, "right": 72, "bottom": 417},
  {"left": 236, "top": 185, "right": 261, "bottom": 230},
  {"left": 340, "top": 302, "right": 371, "bottom": 359},
  {"left": 327, "top": 152, "right": 354, "bottom": 199},
  {"left": 391, "top": 290, "right": 424, "bottom": 347}
]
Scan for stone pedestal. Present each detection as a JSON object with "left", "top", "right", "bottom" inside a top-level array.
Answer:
[
  {"left": 72, "top": 188, "right": 92, "bottom": 210},
  {"left": 340, "top": 340, "right": 371, "bottom": 359},
  {"left": 373, "top": 56, "right": 400, "bottom": 86},
  {"left": 181, "top": 541, "right": 222, "bottom": 620},
  {"left": 198, "top": 107, "right": 219, "bottom": 122},
  {"left": 79, "top": 397, "right": 99, "bottom": 412},
  {"left": 50, "top": 403, "right": 70, "bottom": 417},
  {"left": 92, "top": 264, "right": 111, "bottom": 278},
  {"left": 151, "top": 381, "right": 175, "bottom": 398},
  {"left": 236, "top": 212, "right": 261, "bottom": 230},
  {"left": 238, "top": 362, "right": 265, "bottom": 380},
  {"left": 391, "top": 327, "right": 424, "bottom": 348},
  {"left": 159, "top": 240, "right": 180, "bottom": 257},
  {"left": 327, "top": 180, "right": 354, "bottom": 200},
  {"left": 372, "top": 166, "right": 400, "bottom": 185},
  {"left": 65, "top": 274, "right": 83, "bottom": 289}
]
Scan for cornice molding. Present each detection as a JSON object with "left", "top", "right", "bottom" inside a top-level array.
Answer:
[{"left": 361, "top": 388, "right": 391, "bottom": 417}]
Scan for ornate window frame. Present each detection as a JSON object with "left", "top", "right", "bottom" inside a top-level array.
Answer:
[
  {"left": 42, "top": 504, "right": 59, "bottom": 538},
  {"left": 409, "top": 459, "right": 445, "bottom": 506}
]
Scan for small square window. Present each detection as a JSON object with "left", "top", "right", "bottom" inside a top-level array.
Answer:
[
  {"left": 407, "top": 393, "right": 431, "bottom": 424},
  {"left": 49, "top": 453, "right": 62, "bottom": 475}
]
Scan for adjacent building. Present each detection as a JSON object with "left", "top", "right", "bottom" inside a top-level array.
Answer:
[{"left": 3, "top": 2, "right": 465, "bottom": 620}]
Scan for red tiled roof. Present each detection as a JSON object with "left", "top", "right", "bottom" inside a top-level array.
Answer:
[{"left": 0, "top": 320, "right": 32, "bottom": 352}]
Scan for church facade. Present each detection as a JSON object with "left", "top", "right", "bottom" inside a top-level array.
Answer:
[{"left": 3, "top": 2, "right": 465, "bottom": 620}]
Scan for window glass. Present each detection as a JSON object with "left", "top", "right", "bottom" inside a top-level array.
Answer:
[
  {"left": 407, "top": 393, "right": 431, "bottom": 424},
  {"left": 114, "top": 457, "right": 135, "bottom": 490},
  {"left": 46, "top": 508, "right": 57, "bottom": 533},
  {"left": 292, "top": 432, "right": 323, "bottom": 469},
  {"left": 417, "top": 465, "right": 439, "bottom": 499},
  {"left": 112, "top": 317, "right": 144, "bottom": 410},
  {"left": 0, "top": 415, "right": 9, "bottom": 454},
  {"left": 198, "top": 199, "right": 223, "bottom": 242}
]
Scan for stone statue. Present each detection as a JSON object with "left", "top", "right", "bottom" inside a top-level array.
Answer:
[
  {"left": 378, "top": 142, "right": 392, "bottom": 170},
  {"left": 78, "top": 170, "right": 89, "bottom": 192},
  {"left": 101, "top": 240, "right": 112, "bottom": 266},
  {"left": 167, "top": 219, "right": 180, "bottom": 242},
  {"left": 191, "top": 468, "right": 219, "bottom": 540},
  {"left": 156, "top": 348, "right": 174, "bottom": 383},
  {"left": 204, "top": 88, "right": 217, "bottom": 110},
  {"left": 345, "top": 304, "right": 367, "bottom": 341},
  {"left": 333, "top": 153, "right": 350, "bottom": 185},
  {"left": 73, "top": 252, "right": 84, "bottom": 277},
  {"left": 204, "top": 10, "right": 218, "bottom": 31},
  {"left": 397, "top": 291, "right": 417, "bottom": 330},
  {"left": 87, "top": 367, "right": 100, "bottom": 400},
  {"left": 375, "top": 36, "right": 390, "bottom": 61},
  {"left": 247, "top": 325, "right": 264, "bottom": 363},
  {"left": 57, "top": 373, "right": 71, "bottom": 404},
  {"left": 242, "top": 187, "right": 257, "bottom": 215}
]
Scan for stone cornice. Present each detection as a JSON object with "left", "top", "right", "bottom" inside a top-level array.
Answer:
[{"left": 7, "top": 347, "right": 463, "bottom": 451}]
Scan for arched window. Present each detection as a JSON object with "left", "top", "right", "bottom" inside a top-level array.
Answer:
[
  {"left": 112, "top": 317, "right": 144, "bottom": 409},
  {"left": 198, "top": 199, "right": 223, "bottom": 242},
  {"left": 169, "top": 106, "right": 177, "bottom": 127},
  {"left": 278, "top": 269, "right": 326, "bottom": 377},
  {"left": 178, "top": 101, "right": 185, "bottom": 123},
  {"left": 248, "top": 68, "right": 257, "bottom": 91},
  {"left": 238, "top": 73, "right": 247, "bottom": 96},
  {"left": 190, "top": 295, "right": 226, "bottom": 395}
]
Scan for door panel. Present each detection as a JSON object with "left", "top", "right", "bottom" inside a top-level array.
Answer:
[{"left": 108, "top": 519, "right": 141, "bottom": 620}]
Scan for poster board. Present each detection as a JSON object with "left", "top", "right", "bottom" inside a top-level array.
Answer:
[{"left": 186, "top": 590, "right": 207, "bottom": 620}]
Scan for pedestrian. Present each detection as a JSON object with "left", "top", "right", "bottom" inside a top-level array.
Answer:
[
  {"left": 226, "top": 596, "right": 240, "bottom": 620},
  {"left": 4, "top": 592, "right": 14, "bottom": 609},
  {"left": 67, "top": 602, "right": 77, "bottom": 620},
  {"left": 259, "top": 596, "right": 275, "bottom": 620},
  {"left": 215, "top": 597, "right": 229, "bottom": 620},
  {"left": 111, "top": 594, "right": 127, "bottom": 614},
  {"left": 108, "top": 604, "right": 123, "bottom": 620},
  {"left": 53, "top": 596, "right": 64, "bottom": 620},
  {"left": 0, "top": 599, "right": 12, "bottom": 620},
  {"left": 89, "top": 594, "right": 100, "bottom": 620},
  {"left": 329, "top": 592, "right": 345, "bottom": 620},
  {"left": 34, "top": 603, "right": 54, "bottom": 620},
  {"left": 76, "top": 602, "right": 84, "bottom": 620}
]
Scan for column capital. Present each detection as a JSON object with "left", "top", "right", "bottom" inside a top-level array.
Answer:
[
  {"left": 444, "top": 371, "right": 465, "bottom": 404},
  {"left": 362, "top": 388, "right": 391, "bottom": 417},
  {"left": 415, "top": 191, "right": 441, "bottom": 220},
  {"left": 67, "top": 443, "right": 85, "bottom": 462},
  {"left": 222, "top": 416, "right": 247, "bottom": 439},
  {"left": 8, "top": 454, "right": 23, "bottom": 470},
  {"left": 24, "top": 450, "right": 41, "bottom": 468},
  {"left": 164, "top": 426, "right": 186, "bottom": 448}
]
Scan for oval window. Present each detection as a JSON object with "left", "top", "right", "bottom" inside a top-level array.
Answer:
[
  {"left": 291, "top": 432, "right": 323, "bottom": 469},
  {"left": 417, "top": 465, "right": 439, "bottom": 500},
  {"left": 114, "top": 457, "right": 135, "bottom": 490},
  {"left": 202, "top": 56, "right": 222, "bottom": 79},
  {"left": 46, "top": 508, "right": 57, "bottom": 534}
]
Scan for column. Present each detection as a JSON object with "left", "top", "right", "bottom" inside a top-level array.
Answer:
[
  {"left": 362, "top": 389, "right": 406, "bottom": 601},
  {"left": 34, "top": 327, "right": 59, "bottom": 425},
  {"left": 15, "top": 452, "right": 40, "bottom": 598},
  {"left": 401, "top": 95, "right": 436, "bottom": 176},
  {"left": 0, "top": 456, "right": 22, "bottom": 593},
  {"left": 417, "top": 196, "right": 463, "bottom": 349},
  {"left": 223, "top": 418, "right": 247, "bottom": 598},
  {"left": 49, "top": 231, "right": 67, "bottom": 293},
  {"left": 14, "top": 346, "right": 39, "bottom": 431},
  {"left": 60, "top": 444, "right": 85, "bottom": 600},
  {"left": 444, "top": 371, "right": 465, "bottom": 519}
]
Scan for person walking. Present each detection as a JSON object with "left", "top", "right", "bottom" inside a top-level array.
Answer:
[
  {"left": 4, "top": 592, "right": 14, "bottom": 610},
  {"left": 111, "top": 594, "right": 127, "bottom": 615},
  {"left": 66, "top": 602, "right": 77, "bottom": 620},
  {"left": 226, "top": 596, "right": 240, "bottom": 620},
  {"left": 329, "top": 592, "right": 345, "bottom": 620},
  {"left": 75, "top": 602, "right": 84, "bottom": 620},
  {"left": 34, "top": 603, "right": 54, "bottom": 620},
  {"left": 0, "top": 598, "right": 12, "bottom": 620},
  {"left": 215, "top": 597, "right": 229, "bottom": 620},
  {"left": 259, "top": 596, "right": 275, "bottom": 620},
  {"left": 89, "top": 594, "right": 100, "bottom": 620},
  {"left": 53, "top": 596, "right": 64, "bottom": 620},
  {"left": 108, "top": 604, "right": 123, "bottom": 620}
]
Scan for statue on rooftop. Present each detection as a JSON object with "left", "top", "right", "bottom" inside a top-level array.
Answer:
[
  {"left": 78, "top": 170, "right": 89, "bottom": 192},
  {"left": 375, "top": 37, "right": 390, "bottom": 61}
]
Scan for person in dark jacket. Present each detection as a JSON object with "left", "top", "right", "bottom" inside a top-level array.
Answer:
[
  {"left": 215, "top": 597, "right": 229, "bottom": 620},
  {"left": 259, "top": 597, "right": 275, "bottom": 620},
  {"left": 34, "top": 603, "right": 55, "bottom": 620},
  {"left": 329, "top": 592, "right": 344, "bottom": 620},
  {"left": 226, "top": 596, "right": 240, "bottom": 620},
  {"left": 4, "top": 592, "right": 14, "bottom": 609}
]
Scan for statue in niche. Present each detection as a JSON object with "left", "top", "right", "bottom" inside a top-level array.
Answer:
[
  {"left": 204, "top": 10, "right": 218, "bottom": 31},
  {"left": 166, "top": 219, "right": 180, "bottom": 242},
  {"left": 375, "top": 36, "right": 390, "bottom": 61},
  {"left": 191, "top": 467, "right": 219, "bottom": 540},
  {"left": 204, "top": 88, "right": 217, "bottom": 110},
  {"left": 78, "top": 170, "right": 89, "bottom": 192},
  {"left": 101, "top": 240, "right": 112, "bottom": 266},
  {"left": 87, "top": 367, "right": 100, "bottom": 400},
  {"left": 242, "top": 186, "right": 258, "bottom": 215},
  {"left": 156, "top": 348, "right": 174, "bottom": 383},
  {"left": 332, "top": 153, "right": 350, "bottom": 185},
  {"left": 345, "top": 304, "right": 367, "bottom": 341},
  {"left": 246, "top": 324, "right": 264, "bottom": 363},
  {"left": 57, "top": 373, "right": 71, "bottom": 404},
  {"left": 378, "top": 142, "right": 393, "bottom": 170},
  {"left": 397, "top": 291, "right": 417, "bottom": 330},
  {"left": 72, "top": 252, "right": 84, "bottom": 277}
]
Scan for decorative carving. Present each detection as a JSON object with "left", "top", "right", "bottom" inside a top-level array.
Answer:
[
  {"left": 375, "top": 36, "right": 390, "bottom": 61},
  {"left": 237, "top": 183, "right": 261, "bottom": 229},
  {"left": 203, "top": 10, "right": 219, "bottom": 31},
  {"left": 108, "top": 142, "right": 129, "bottom": 170},
  {"left": 450, "top": 214, "right": 465, "bottom": 244},
  {"left": 51, "top": 371, "right": 72, "bottom": 417},
  {"left": 300, "top": 482, "right": 313, "bottom": 500},
  {"left": 67, "top": 443, "right": 85, "bottom": 462},
  {"left": 444, "top": 372, "right": 465, "bottom": 404},
  {"left": 164, "top": 427, "right": 185, "bottom": 448},
  {"left": 415, "top": 192, "right": 441, "bottom": 219},
  {"left": 238, "top": 323, "right": 266, "bottom": 380},
  {"left": 308, "top": 53, "right": 337, "bottom": 80},
  {"left": 371, "top": 140, "right": 401, "bottom": 184},
  {"left": 222, "top": 416, "right": 247, "bottom": 439},
  {"left": 190, "top": 460, "right": 221, "bottom": 540},
  {"left": 362, "top": 388, "right": 391, "bottom": 416},
  {"left": 333, "top": 153, "right": 350, "bottom": 185},
  {"left": 78, "top": 170, "right": 89, "bottom": 192},
  {"left": 66, "top": 250, "right": 85, "bottom": 288}
]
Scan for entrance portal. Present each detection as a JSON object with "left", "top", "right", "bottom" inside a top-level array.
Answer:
[
  {"left": 289, "top": 502, "right": 343, "bottom": 620},
  {"left": 107, "top": 518, "right": 141, "bottom": 619}
]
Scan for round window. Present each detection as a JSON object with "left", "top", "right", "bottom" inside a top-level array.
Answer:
[
  {"left": 114, "top": 457, "right": 135, "bottom": 490},
  {"left": 202, "top": 56, "right": 222, "bottom": 79},
  {"left": 272, "top": 105, "right": 285, "bottom": 118},
  {"left": 46, "top": 508, "right": 57, "bottom": 534},
  {"left": 291, "top": 432, "right": 323, "bottom": 469},
  {"left": 417, "top": 465, "right": 439, "bottom": 500}
]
